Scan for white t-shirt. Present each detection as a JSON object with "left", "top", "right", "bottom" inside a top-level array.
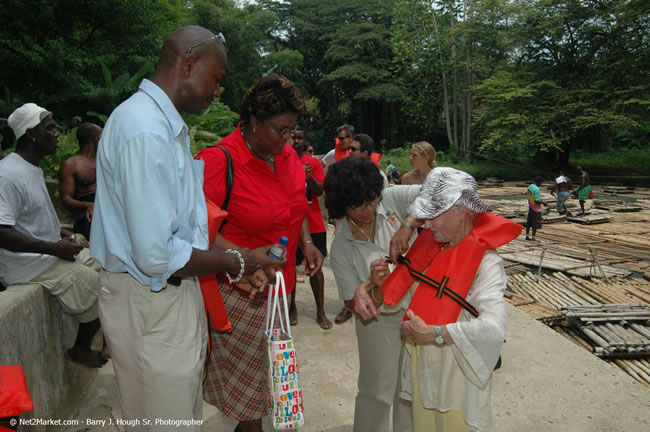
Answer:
[
  {"left": 321, "top": 149, "right": 336, "bottom": 167},
  {"left": 0, "top": 153, "right": 59, "bottom": 285}
]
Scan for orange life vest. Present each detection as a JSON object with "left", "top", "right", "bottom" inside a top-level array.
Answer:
[
  {"left": 198, "top": 199, "right": 232, "bottom": 332},
  {"left": 382, "top": 212, "right": 522, "bottom": 325}
]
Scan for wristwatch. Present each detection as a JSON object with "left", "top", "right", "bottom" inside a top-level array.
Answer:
[
  {"left": 434, "top": 326, "right": 445, "bottom": 345},
  {"left": 401, "top": 221, "right": 415, "bottom": 231}
]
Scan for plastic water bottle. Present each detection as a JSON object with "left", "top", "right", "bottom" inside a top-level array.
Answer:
[{"left": 268, "top": 236, "right": 289, "bottom": 260}]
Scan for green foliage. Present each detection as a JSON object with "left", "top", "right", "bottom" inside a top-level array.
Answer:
[
  {"left": 189, "top": 0, "right": 281, "bottom": 111},
  {"left": 0, "top": 0, "right": 183, "bottom": 123},
  {"left": 40, "top": 129, "right": 80, "bottom": 179},
  {"left": 1, "top": 0, "right": 648, "bottom": 180},
  {"left": 183, "top": 99, "right": 239, "bottom": 156},
  {"left": 570, "top": 147, "right": 650, "bottom": 177}
]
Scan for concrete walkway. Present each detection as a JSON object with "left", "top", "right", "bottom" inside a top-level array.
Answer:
[{"left": 61, "top": 227, "right": 650, "bottom": 432}]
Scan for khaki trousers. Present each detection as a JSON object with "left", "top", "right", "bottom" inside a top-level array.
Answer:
[
  {"left": 30, "top": 248, "right": 100, "bottom": 323},
  {"left": 98, "top": 271, "right": 207, "bottom": 431},
  {"left": 354, "top": 312, "right": 412, "bottom": 432}
]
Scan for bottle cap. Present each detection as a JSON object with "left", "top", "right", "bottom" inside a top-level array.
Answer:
[{"left": 279, "top": 236, "right": 288, "bottom": 246}]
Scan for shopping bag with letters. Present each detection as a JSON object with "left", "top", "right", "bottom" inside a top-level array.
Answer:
[{"left": 265, "top": 271, "right": 305, "bottom": 430}]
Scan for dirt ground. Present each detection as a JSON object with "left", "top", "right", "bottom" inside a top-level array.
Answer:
[{"left": 61, "top": 193, "right": 650, "bottom": 432}]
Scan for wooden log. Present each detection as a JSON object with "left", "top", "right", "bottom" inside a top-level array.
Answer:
[
  {"left": 630, "top": 323, "right": 650, "bottom": 340},
  {"left": 625, "top": 360, "right": 650, "bottom": 384},
  {"left": 568, "top": 311, "right": 650, "bottom": 319},
  {"left": 580, "top": 326, "right": 613, "bottom": 352},
  {"left": 631, "top": 360, "right": 650, "bottom": 377},
  {"left": 613, "top": 360, "right": 649, "bottom": 387}
]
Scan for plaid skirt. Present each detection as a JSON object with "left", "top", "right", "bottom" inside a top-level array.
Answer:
[{"left": 203, "top": 280, "right": 269, "bottom": 421}]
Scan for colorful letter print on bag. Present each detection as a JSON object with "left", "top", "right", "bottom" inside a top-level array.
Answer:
[{"left": 265, "top": 272, "right": 305, "bottom": 429}]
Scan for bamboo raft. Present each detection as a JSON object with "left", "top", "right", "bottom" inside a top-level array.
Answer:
[
  {"left": 482, "top": 183, "right": 650, "bottom": 386},
  {"left": 500, "top": 249, "right": 632, "bottom": 278},
  {"left": 567, "top": 214, "right": 611, "bottom": 224},
  {"left": 505, "top": 272, "right": 650, "bottom": 387}
]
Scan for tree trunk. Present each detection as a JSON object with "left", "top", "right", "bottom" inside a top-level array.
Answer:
[
  {"left": 430, "top": 2, "right": 455, "bottom": 152},
  {"left": 464, "top": 0, "right": 473, "bottom": 157},
  {"left": 451, "top": 10, "right": 459, "bottom": 155}
]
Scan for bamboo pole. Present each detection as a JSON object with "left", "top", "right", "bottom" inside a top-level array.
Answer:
[{"left": 613, "top": 360, "right": 648, "bottom": 387}]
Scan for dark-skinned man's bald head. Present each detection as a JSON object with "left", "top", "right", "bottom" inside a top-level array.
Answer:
[{"left": 152, "top": 25, "right": 227, "bottom": 115}]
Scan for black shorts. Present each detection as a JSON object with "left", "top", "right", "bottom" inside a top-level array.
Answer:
[
  {"left": 295, "top": 231, "right": 327, "bottom": 265},
  {"left": 526, "top": 208, "right": 542, "bottom": 229}
]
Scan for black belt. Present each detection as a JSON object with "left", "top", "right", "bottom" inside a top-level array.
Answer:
[{"left": 167, "top": 276, "right": 183, "bottom": 286}]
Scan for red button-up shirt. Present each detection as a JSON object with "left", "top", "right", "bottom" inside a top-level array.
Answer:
[
  {"left": 299, "top": 153, "right": 326, "bottom": 234},
  {"left": 197, "top": 123, "right": 308, "bottom": 293}
]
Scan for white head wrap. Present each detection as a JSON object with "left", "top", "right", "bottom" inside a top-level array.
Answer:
[{"left": 408, "top": 167, "right": 490, "bottom": 219}]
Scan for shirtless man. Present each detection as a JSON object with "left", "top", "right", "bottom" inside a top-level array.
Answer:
[
  {"left": 59, "top": 122, "right": 102, "bottom": 240},
  {"left": 551, "top": 172, "right": 573, "bottom": 216}
]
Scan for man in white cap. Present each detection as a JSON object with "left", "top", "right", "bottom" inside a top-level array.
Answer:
[{"left": 0, "top": 103, "right": 107, "bottom": 368}]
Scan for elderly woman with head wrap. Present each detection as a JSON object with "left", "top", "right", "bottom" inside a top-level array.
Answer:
[
  {"left": 196, "top": 74, "right": 323, "bottom": 432},
  {"left": 325, "top": 157, "right": 423, "bottom": 432},
  {"left": 371, "top": 167, "right": 522, "bottom": 432}
]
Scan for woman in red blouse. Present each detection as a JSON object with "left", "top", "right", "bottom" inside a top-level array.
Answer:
[{"left": 197, "top": 74, "right": 323, "bottom": 432}]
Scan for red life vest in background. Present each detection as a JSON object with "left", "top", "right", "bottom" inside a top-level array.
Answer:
[
  {"left": 370, "top": 152, "right": 382, "bottom": 168},
  {"left": 198, "top": 199, "right": 232, "bottom": 332},
  {"left": 382, "top": 212, "right": 522, "bottom": 325},
  {"left": 335, "top": 138, "right": 350, "bottom": 161}
]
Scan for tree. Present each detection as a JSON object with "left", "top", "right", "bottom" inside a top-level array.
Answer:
[
  {"left": 188, "top": 0, "right": 282, "bottom": 111},
  {"left": 0, "top": 0, "right": 185, "bottom": 122}
]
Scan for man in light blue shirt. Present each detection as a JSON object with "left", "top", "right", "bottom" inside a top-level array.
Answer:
[{"left": 90, "top": 26, "right": 262, "bottom": 431}]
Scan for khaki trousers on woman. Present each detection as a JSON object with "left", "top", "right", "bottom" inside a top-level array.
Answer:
[{"left": 354, "top": 312, "right": 412, "bottom": 432}]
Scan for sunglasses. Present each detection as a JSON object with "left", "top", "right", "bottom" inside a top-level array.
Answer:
[
  {"left": 337, "top": 135, "right": 350, "bottom": 141},
  {"left": 306, "top": 149, "right": 314, "bottom": 154},
  {"left": 349, "top": 146, "right": 360, "bottom": 152},
  {"left": 349, "top": 196, "right": 381, "bottom": 211},
  {"left": 186, "top": 32, "right": 226, "bottom": 55}
]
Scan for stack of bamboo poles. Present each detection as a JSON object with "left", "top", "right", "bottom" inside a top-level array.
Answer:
[
  {"left": 506, "top": 272, "right": 650, "bottom": 387},
  {"left": 555, "top": 326, "right": 650, "bottom": 387},
  {"left": 507, "top": 271, "right": 649, "bottom": 313}
]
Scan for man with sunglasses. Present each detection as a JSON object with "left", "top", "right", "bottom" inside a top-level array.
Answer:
[
  {"left": 349, "top": 134, "right": 389, "bottom": 188},
  {"left": 90, "top": 26, "right": 261, "bottom": 431},
  {"left": 322, "top": 123, "right": 355, "bottom": 167}
]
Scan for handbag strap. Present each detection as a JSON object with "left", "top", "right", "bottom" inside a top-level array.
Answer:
[
  {"left": 265, "top": 271, "right": 292, "bottom": 339},
  {"left": 396, "top": 255, "right": 479, "bottom": 318},
  {"left": 206, "top": 144, "right": 234, "bottom": 231}
]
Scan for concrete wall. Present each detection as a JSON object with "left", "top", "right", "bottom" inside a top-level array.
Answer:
[{"left": 0, "top": 285, "right": 96, "bottom": 432}]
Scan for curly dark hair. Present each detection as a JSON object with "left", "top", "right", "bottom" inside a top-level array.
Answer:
[
  {"left": 240, "top": 74, "right": 306, "bottom": 123},
  {"left": 324, "top": 158, "right": 384, "bottom": 219}
]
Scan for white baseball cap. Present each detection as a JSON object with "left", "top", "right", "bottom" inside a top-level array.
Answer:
[{"left": 7, "top": 103, "right": 52, "bottom": 140}]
